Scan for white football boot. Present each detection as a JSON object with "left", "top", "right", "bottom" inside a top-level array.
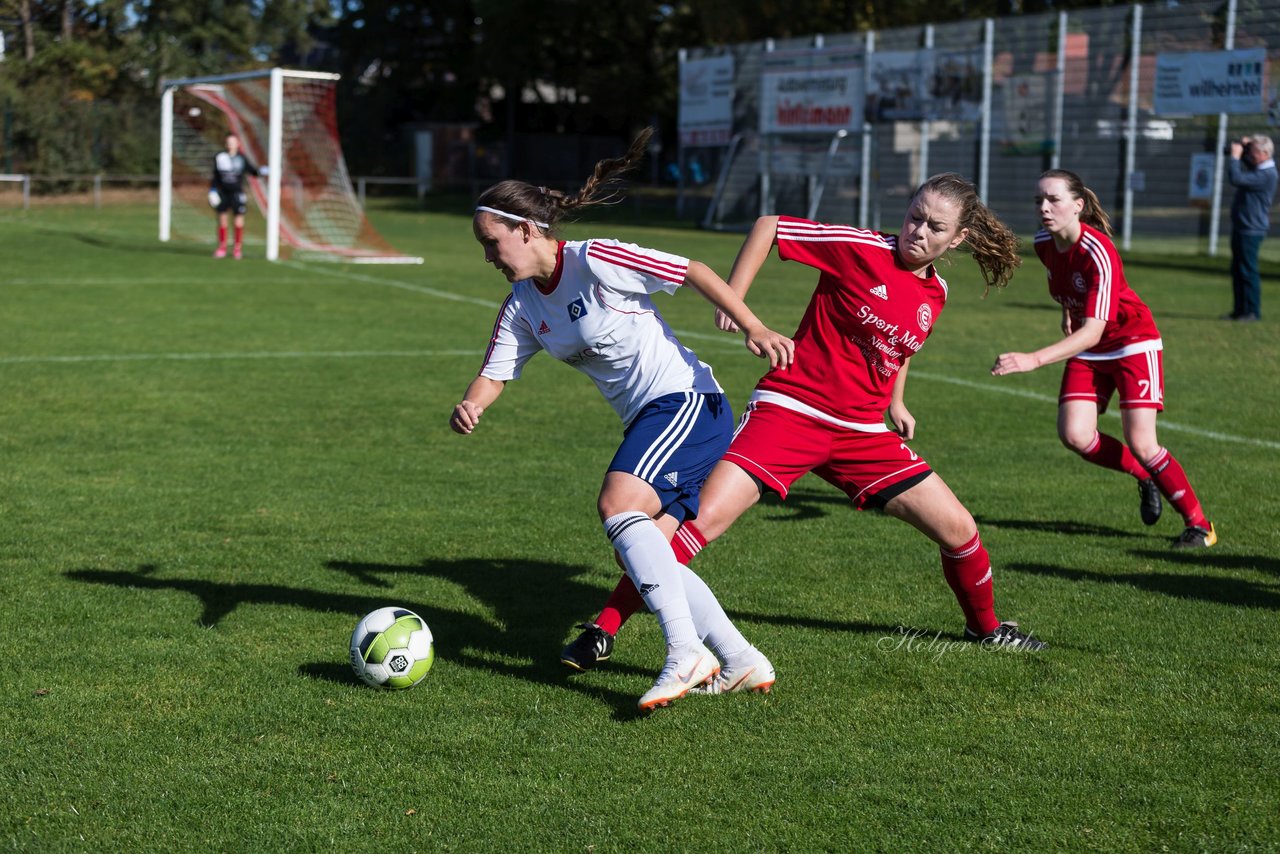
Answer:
[
  {"left": 690, "top": 647, "right": 775, "bottom": 696},
  {"left": 637, "top": 642, "right": 719, "bottom": 711}
]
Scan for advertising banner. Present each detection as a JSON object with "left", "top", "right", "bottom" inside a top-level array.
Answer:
[
  {"left": 759, "top": 47, "right": 863, "bottom": 135},
  {"left": 679, "top": 54, "right": 735, "bottom": 147},
  {"left": 1154, "top": 49, "right": 1267, "bottom": 116}
]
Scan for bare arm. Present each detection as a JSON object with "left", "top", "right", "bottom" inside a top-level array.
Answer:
[
  {"left": 683, "top": 259, "right": 794, "bottom": 369},
  {"left": 716, "top": 216, "right": 782, "bottom": 332},
  {"left": 887, "top": 358, "right": 915, "bottom": 440},
  {"left": 991, "top": 316, "right": 1106, "bottom": 376},
  {"left": 450, "top": 375, "right": 507, "bottom": 434}
]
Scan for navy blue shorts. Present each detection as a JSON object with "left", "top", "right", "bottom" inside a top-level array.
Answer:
[{"left": 608, "top": 392, "right": 732, "bottom": 523}]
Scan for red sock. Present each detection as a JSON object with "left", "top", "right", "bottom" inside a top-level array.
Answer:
[
  {"left": 1077, "top": 432, "right": 1148, "bottom": 479},
  {"left": 1143, "top": 448, "right": 1207, "bottom": 527},
  {"left": 594, "top": 571, "right": 642, "bottom": 635},
  {"left": 940, "top": 532, "right": 999, "bottom": 635},
  {"left": 671, "top": 521, "right": 707, "bottom": 565},
  {"left": 234, "top": 224, "right": 243, "bottom": 250},
  {"left": 217, "top": 225, "right": 227, "bottom": 248}
]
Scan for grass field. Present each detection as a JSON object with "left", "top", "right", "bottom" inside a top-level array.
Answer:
[{"left": 2, "top": 199, "right": 1278, "bottom": 851}]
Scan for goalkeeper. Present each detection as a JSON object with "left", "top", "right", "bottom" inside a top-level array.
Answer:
[{"left": 208, "top": 134, "right": 267, "bottom": 259}]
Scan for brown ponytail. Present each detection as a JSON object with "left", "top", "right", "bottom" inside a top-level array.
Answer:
[
  {"left": 475, "top": 128, "right": 654, "bottom": 234},
  {"left": 912, "top": 172, "right": 1022, "bottom": 291}
]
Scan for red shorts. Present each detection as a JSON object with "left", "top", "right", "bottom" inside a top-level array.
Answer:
[
  {"left": 1059, "top": 350, "right": 1164, "bottom": 413},
  {"left": 722, "top": 402, "right": 933, "bottom": 509}
]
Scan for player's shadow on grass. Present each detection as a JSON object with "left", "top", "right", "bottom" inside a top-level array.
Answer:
[
  {"left": 1005, "top": 561, "right": 1280, "bottom": 610},
  {"left": 38, "top": 227, "right": 212, "bottom": 259},
  {"left": 757, "top": 488, "right": 851, "bottom": 524},
  {"left": 1129, "top": 548, "right": 1280, "bottom": 578},
  {"left": 973, "top": 515, "right": 1135, "bottom": 539},
  {"left": 65, "top": 559, "right": 652, "bottom": 720}
]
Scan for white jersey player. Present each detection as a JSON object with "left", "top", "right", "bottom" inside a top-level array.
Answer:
[
  {"left": 450, "top": 128, "right": 795, "bottom": 710},
  {"left": 479, "top": 238, "right": 722, "bottom": 427}
]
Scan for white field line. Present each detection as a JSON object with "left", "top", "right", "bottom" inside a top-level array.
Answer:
[
  {"left": 2, "top": 253, "right": 1274, "bottom": 450},
  {"left": 908, "top": 369, "right": 1280, "bottom": 450},
  {"left": 0, "top": 350, "right": 481, "bottom": 365}
]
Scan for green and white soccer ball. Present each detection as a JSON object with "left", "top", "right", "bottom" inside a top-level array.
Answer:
[{"left": 349, "top": 607, "right": 434, "bottom": 689}]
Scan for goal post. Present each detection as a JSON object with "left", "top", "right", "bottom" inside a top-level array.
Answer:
[{"left": 159, "top": 68, "right": 422, "bottom": 263}]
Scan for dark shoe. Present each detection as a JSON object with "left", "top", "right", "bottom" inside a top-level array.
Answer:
[
  {"left": 560, "top": 622, "right": 614, "bottom": 672},
  {"left": 1138, "top": 478, "right": 1162, "bottom": 526},
  {"left": 963, "top": 620, "right": 1047, "bottom": 651},
  {"left": 1172, "top": 522, "right": 1217, "bottom": 549}
]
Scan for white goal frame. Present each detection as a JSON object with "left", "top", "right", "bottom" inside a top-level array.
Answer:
[{"left": 159, "top": 68, "right": 421, "bottom": 263}]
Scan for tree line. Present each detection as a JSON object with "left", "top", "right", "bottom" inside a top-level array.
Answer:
[{"left": 0, "top": 0, "right": 1118, "bottom": 178}]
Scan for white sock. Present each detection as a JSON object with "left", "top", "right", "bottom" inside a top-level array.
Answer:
[
  {"left": 603, "top": 512, "right": 698, "bottom": 650},
  {"left": 681, "top": 567, "right": 751, "bottom": 662}
]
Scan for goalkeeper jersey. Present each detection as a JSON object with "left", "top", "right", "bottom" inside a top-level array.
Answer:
[
  {"left": 211, "top": 151, "right": 261, "bottom": 194},
  {"left": 478, "top": 239, "right": 722, "bottom": 427}
]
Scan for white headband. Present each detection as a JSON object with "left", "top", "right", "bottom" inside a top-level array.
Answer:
[{"left": 475, "top": 206, "right": 550, "bottom": 230}]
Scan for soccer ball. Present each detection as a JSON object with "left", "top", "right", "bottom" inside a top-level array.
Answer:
[
  {"left": 349, "top": 607, "right": 434, "bottom": 689},
  {"left": 207, "top": 188, "right": 221, "bottom": 208}
]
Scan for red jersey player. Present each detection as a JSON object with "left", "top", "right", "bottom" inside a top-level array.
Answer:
[
  {"left": 992, "top": 169, "right": 1215, "bottom": 549},
  {"left": 563, "top": 173, "right": 1044, "bottom": 689}
]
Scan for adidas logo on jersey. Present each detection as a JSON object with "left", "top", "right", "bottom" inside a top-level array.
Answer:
[
  {"left": 538, "top": 320, "right": 551, "bottom": 335},
  {"left": 870, "top": 284, "right": 889, "bottom": 300},
  {"left": 664, "top": 472, "right": 679, "bottom": 487}
]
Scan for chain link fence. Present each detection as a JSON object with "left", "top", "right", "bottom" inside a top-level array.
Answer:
[{"left": 681, "top": 0, "right": 1280, "bottom": 253}]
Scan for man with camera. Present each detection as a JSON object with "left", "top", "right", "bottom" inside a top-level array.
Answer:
[{"left": 1225, "top": 134, "right": 1276, "bottom": 322}]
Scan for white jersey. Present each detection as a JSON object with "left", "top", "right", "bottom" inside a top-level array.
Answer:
[{"left": 478, "top": 239, "right": 722, "bottom": 427}]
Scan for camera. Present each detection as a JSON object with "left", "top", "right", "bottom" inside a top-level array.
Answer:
[{"left": 1224, "top": 138, "right": 1252, "bottom": 155}]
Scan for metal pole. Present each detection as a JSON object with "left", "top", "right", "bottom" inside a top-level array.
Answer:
[
  {"left": 979, "top": 19, "right": 994, "bottom": 202},
  {"left": 1209, "top": 0, "right": 1239, "bottom": 257},
  {"left": 860, "top": 30, "right": 875, "bottom": 228},
  {"left": 761, "top": 39, "right": 774, "bottom": 217},
  {"left": 677, "top": 48, "right": 687, "bottom": 218},
  {"left": 702, "top": 133, "right": 743, "bottom": 230},
  {"left": 266, "top": 68, "right": 284, "bottom": 261},
  {"left": 1122, "top": 4, "right": 1142, "bottom": 251},
  {"left": 920, "top": 25, "right": 933, "bottom": 187},
  {"left": 1052, "top": 11, "right": 1067, "bottom": 170},
  {"left": 159, "top": 86, "right": 173, "bottom": 242},
  {"left": 809, "top": 129, "right": 848, "bottom": 220}
]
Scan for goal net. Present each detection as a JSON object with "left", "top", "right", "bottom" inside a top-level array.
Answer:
[{"left": 159, "top": 69, "right": 421, "bottom": 263}]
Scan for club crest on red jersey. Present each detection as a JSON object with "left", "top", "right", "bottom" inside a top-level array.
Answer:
[
  {"left": 917, "top": 303, "right": 933, "bottom": 332},
  {"left": 1072, "top": 272, "right": 1087, "bottom": 292}
]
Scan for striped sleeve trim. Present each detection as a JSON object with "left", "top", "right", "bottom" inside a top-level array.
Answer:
[
  {"left": 480, "top": 292, "right": 516, "bottom": 370},
  {"left": 778, "top": 219, "right": 892, "bottom": 250},
  {"left": 586, "top": 241, "right": 688, "bottom": 283},
  {"left": 1079, "top": 231, "right": 1114, "bottom": 321}
]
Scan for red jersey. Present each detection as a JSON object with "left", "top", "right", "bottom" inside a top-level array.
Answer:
[
  {"left": 754, "top": 216, "right": 949, "bottom": 426},
  {"left": 1033, "top": 224, "right": 1161, "bottom": 358}
]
